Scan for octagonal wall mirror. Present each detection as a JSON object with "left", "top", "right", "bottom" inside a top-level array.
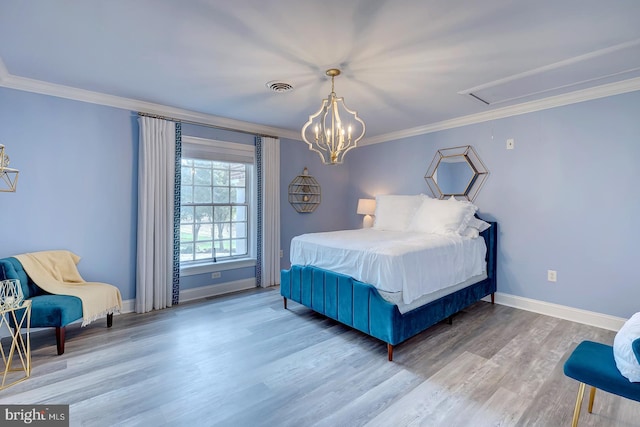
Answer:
[{"left": 424, "top": 145, "right": 489, "bottom": 202}]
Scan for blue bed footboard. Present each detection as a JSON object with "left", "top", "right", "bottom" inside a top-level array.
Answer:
[
  {"left": 280, "top": 266, "right": 400, "bottom": 344},
  {"left": 281, "top": 220, "right": 497, "bottom": 360}
]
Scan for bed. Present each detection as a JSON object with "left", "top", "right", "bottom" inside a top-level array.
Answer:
[{"left": 280, "top": 195, "right": 497, "bottom": 361}]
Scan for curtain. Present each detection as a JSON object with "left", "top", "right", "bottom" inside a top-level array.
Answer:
[
  {"left": 136, "top": 116, "right": 176, "bottom": 313},
  {"left": 256, "top": 136, "right": 280, "bottom": 288},
  {"left": 172, "top": 124, "right": 182, "bottom": 305}
]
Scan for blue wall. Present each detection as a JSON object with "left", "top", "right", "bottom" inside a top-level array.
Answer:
[
  {"left": 279, "top": 138, "right": 351, "bottom": 270},
  {"left": 346, "top": 90, "right": 640, "bottom": 318},
  {"left": 3, "top": 83, "right": 638, "bottom": 319},
  {"left": 0, "top": 87, "right": 138, "bottom": 299},
  {"left": 0, "top": 88, "right": 350, "bottom": 299}
]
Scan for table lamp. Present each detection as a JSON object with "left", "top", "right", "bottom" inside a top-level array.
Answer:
[{"left": 357, "top": 198, "right": 376, "bottom": 228}]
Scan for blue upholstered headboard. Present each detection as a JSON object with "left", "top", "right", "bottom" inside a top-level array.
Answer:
[{"left": 478, "top": 218, "right": 497, "bottom": 283}]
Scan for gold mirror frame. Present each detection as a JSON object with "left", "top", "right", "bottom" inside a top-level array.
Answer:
[{"left": 424, "top": 145, "right": 488, "bottom": 202}]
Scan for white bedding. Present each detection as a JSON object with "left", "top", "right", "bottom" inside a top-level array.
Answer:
[
  {"left": 290, "top": 228, "right": 487, "bottom": 305},
  {"left": 378, "top": 273, "right": 488, "bottom": 314}
]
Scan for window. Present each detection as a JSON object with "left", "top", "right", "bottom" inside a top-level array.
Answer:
[{"left": 179, "top": 137, "right": 255, "bottom": 268}]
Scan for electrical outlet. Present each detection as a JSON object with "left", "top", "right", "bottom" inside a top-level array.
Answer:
[
  {"left": 547, "top": 270, "right": 557, "bottom": 282},
  {"left": 506, "top": 138, "right": 515, "bottom": 150},
  {"left": 279, "top": 250, "right": 283, "bottom": 258},
  {"left": 211, "top": 272, "right": 221, "bottom": 279}
]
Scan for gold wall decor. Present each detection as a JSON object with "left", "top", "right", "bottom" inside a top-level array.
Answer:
[
  {"left": 288, "top": 167, "right": 321, "bottom": 213},
  {"left": 0, "top": 144, "right": 19, "bottom": 192}
]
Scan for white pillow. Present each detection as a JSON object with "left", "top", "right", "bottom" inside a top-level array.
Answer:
[
  {"left": 373, "top": 194, "right": 426, "bottom": 231},
  {"left": 460, "top": 227, "right": 480, "bottom": 239},
  {"left": 467, "top": 217, "right": 491, "bottom": 233},
  {"left": 614, "top": 312, "right": 640, "bottom": 382},
  {"left": 409, "top": 197, "right": 477, "bottom": 235}
]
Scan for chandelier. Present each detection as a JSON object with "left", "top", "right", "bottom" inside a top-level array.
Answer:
[{"left": 301, "top": 69, "right": 365, "bottom": 165}]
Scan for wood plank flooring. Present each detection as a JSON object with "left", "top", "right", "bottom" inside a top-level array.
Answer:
[{"left": 1, "top": 287, "right": 638, "bottom": 426}]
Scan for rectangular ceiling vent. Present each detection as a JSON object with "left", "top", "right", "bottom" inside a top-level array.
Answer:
[{"left": 459, "top": 39, "right": 640, "bottom": 106}]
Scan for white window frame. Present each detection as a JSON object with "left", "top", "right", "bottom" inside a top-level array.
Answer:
[{"left": 180, "top": 136, "right": 257, "bottom": 276}]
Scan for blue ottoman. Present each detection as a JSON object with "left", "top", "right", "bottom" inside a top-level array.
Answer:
[{"left": 563, "top": 340, "right": 640, "bottom": 426}]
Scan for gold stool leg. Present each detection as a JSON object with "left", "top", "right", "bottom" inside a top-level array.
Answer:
[
  {"left": 588, "top": 386, "right": 596, "bottom": 413},
  {"left": 571, "top": 382, "right": 586, "bottom": 427}
]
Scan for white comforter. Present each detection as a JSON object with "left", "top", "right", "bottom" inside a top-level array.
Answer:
[{"left": 290, "top": 229, "right": 487, "bottom": 305}]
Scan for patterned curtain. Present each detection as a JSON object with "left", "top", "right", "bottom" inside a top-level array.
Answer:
[
  {"left": 256, "top": 137, "right": 263, "bottom": 287},
  {"left": 173, "top": 123, "right": 181, "bottom": 304},
  {"left": 255, "top": 136, "right": 280, "bottom": 288}
]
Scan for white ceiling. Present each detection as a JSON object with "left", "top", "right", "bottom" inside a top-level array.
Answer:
[{"left": 1, "top": 0, "right": 640, "bottom": 143}]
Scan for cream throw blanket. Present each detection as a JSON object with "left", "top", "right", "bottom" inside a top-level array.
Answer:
[{"left": 15, "top": 250, "right": 122, "bottom": 326}]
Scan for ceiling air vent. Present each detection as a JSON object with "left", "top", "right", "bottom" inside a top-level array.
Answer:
[
  {"left": 467, "top": 93, "right": 490, "bottom": 105},
  {"left": 266, "top": 81, "right": 294, "bottom": 93}
]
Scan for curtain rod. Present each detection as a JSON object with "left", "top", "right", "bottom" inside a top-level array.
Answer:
[{"left": 137, "top": 112, "right": 278, "bottom": 138}]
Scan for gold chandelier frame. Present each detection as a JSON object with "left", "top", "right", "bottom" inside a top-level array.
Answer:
[{"left": 301, "top": 69, "right": 365, "bottom": 165}]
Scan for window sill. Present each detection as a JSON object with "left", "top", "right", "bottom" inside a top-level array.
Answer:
[{"left": 180, "top": 258, "right": 257, "bottom": 277}]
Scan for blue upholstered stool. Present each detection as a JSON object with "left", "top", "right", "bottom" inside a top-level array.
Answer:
[{"left": 563, "top": 340, "right": 640, "bottom": 427}]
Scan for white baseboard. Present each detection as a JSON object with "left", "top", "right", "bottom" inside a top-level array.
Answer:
[
  {"left": 7, "top": 287, "right": 622, "bottom": 341},
  {"left": 483, "top": 292, "right": 626, "bottom": 331},
  {"left": 121, "top": 298, "right": 135, "bottom": 313},
  {"left": 0, "top": 281, "right": 255, "bottom": 338},
  {"left": 118, "top": 279, "right": 258, "bottom": 311},
  {"left": 179, "top": 278, "right": 257, "bottom": 303}
]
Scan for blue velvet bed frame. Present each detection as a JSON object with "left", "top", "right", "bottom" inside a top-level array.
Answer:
[{"left": 280, "top": 220, "right": 497, "bottom": 361}]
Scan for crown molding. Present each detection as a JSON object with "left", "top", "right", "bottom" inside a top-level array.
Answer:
[
  {"left": 362, "top": 76, "right": 640, "bottom": 146},
  {"left": 3, "top": 56, "right": 639, "bottom": 146},
  {"left": 0, "top": 57, "right": 300, "bottom": 140},
  {"left": 457, "top": 39, "right": 640, "bottom": 98}
]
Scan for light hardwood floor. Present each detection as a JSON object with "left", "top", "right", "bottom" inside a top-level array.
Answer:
[{"left": 1, "top": 287, "right": 638, "bottom": 427}]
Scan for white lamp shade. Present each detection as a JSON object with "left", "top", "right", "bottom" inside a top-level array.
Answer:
[{"left": 356, "top": 198, "right": 376, "bottom": 215}]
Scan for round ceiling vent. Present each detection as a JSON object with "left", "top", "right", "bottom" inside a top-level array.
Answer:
[{"left": 266, "top": 81, "right": 294, "bottom": 93}]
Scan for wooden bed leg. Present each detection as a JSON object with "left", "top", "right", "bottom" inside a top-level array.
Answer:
[
  {"left": 387, "top": 343, "right": 393, "bottom": 362},
  {"left": 491, "top": 293, "right": 495, "bottom": 305},
  {"left": 107, "top": 313, "right": 113, "bottom": 328},
  {"left": 447, "top": 315, "right": 453, "bottom": 325},
  {"left": 56, "top": 326, "right": 66, "bottom": 355},
  {"left": 283, "top": 297, "right": 287, "bottom": 309}
]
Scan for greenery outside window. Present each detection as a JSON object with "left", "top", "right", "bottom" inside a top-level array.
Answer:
[{"left": 179, "top": 137, "right": 256, "bottom": 272}]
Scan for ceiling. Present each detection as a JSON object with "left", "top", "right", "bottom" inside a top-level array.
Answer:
[{"left": 1, "top": 0, "right": 640, "bottom": 143}]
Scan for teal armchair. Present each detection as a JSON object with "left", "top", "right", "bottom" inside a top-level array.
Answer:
[{"left": 0, "top": 257, "right": 112, "bottom": 355}]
